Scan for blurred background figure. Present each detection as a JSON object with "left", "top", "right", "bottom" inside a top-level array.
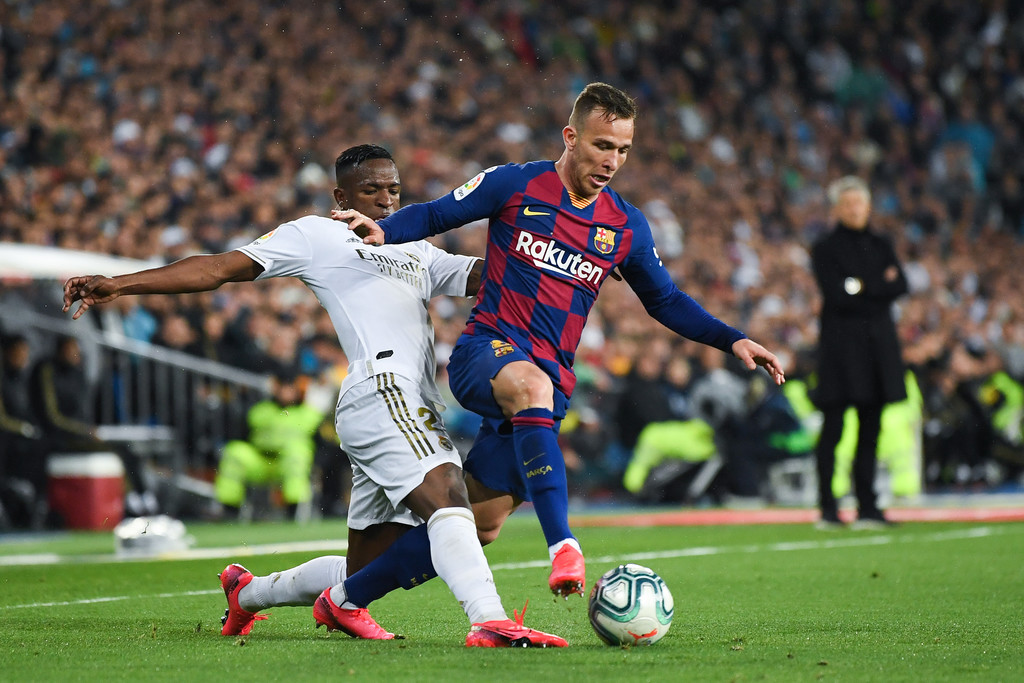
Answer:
[
  {"left": 30, "top": 335, "right": 160, "bottom": 518},
  {"left": 215, "top": 367, "right": 326, "bottom": 520},
  {"left": 1, "top": 334, "right": 46, "bottom": 528},
  {"left": 3, "top": 333, "right": 162, "bottom": 524},
  {"left": 619, "top": 346, "right": 719, "bottom": 504},
  {"left": 811, "top": 177, "right": 908, "bottom": 528},
  {"left": 4, "top": 0, "right": 1024, "bottom": 511}
]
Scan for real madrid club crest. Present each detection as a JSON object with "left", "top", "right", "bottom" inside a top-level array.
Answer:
[{"left": 594, "top": 226, "right": 615, "bottom": 255}]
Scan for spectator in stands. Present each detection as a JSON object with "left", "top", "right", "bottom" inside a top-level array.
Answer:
[
  {"left": 614, "top": 339, "right": 673, "bottom": 453},
  {"left": 619, "top": 347, "right": 716, "bottom": 502},
  {"left": 153, "top": 314, "right": 203, "bottom": 358},
  {"left": 918, "top": 340, "right": 1008, "bottom": 488},
  {"left": 215, "top": 367, "right": 324, "bottom": 520},
  {"left": 5, "top": 0, "right": 1024, "bottom": 500},
  {"left": 0, "top": 334, "right": 46, "bottom": 527},
  {"left": 29, "top": 335, "right": 159, "bottom": 517},
  {"left": 721, "top": 373, "right": 815, "bottom": 501}
]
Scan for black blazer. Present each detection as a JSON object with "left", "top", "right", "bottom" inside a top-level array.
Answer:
[{"left": 811, "top": 223, "right": 908, "bottom": 408}]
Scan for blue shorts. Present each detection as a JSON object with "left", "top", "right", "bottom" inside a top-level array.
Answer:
[
  {"left": 447, "top": 333, "right": 569, "bottom": 421},
  {"left": 463, "top": 417, "right": 525, "bottom": 500},
  {"left": 463, "top": 416, "right": 563, "bottom": 502},
  {"left": 449, "top": 333, "right": 569, "bottom": 501}
]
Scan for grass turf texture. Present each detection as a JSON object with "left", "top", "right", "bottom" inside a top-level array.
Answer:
[{"left": 1, "top": 514, "right": 1022, "bottom": 682}]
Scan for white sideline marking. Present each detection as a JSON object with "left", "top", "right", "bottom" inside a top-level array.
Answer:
[
  {"left": 489, "top": 525, "right": 1012, "bottom": 571},
  {"left": 0, "top": 539, "right": 348, "bottom": 568},
  {"left": 1, "top": 525, "right": 1014, "bottom": 612},
  {"left": 1, "top": 589, "right": 222, "bottom": 610}
]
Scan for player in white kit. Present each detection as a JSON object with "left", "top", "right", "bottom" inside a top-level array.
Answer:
[{"left": 62, "top": 145, "right": 566, "bottom": 648}]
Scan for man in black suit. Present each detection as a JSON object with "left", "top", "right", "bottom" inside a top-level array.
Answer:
[{"left": 811, "top": 176, "right": 908, "bottom": 528}]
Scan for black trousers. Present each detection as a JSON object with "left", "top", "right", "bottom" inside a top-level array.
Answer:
[{"left": 815, "top": 403, "right": 884, "bottom": 516}]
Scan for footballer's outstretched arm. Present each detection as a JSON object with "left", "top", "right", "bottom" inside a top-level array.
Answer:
[
  {"left": 618, "top": 211, "right": 786, "bottom": 385},
  {"left": 335, "top": 165, "right": 514, "bottom": 245},
  {"left": 63, "top": 251, "right": 263, "bottom": 319}
]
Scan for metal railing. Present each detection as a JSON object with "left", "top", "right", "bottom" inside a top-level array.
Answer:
[{"left": 1, "top": 304, "right": 270, "bottom": 472}]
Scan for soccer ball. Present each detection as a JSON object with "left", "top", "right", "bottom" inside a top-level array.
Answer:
[{"left": 588, "top": 563, "right": 674, "bottom": 646}]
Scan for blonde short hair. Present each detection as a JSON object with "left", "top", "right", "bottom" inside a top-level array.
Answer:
[{"left": 827, "top": 176, "right": 871, "bottom": 206}]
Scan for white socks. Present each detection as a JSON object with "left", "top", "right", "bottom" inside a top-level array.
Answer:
[
  {"left": 428, "top": 507, "right": 506, "bottom": 625},
  {"left": 548, "top": 537, "right": 582, "bottom": 562},
  {"left": 238, "top": 508, "right": 506, "bottom": 624},
  {"left": 329, "top": 580, "right": 352, "bottom": 609},
  {"left": 239, "top": 556, "right": 347, "bottom": 612}
]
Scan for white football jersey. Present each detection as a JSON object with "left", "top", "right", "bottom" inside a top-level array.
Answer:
[{"left": 237, "top": 215, "right": 477, "bottom": 408}]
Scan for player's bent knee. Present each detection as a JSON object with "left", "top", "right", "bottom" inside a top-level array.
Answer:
[
  {"left": 475, "top": 521, "right": 503, "bottom": 546},
  {"left": 347, "top": 523, "right": 414, "bottom": 574},
  {"left": 492, "top": 362, "right": 554, "bottom": 414},
  {"left": 470, "top": 501, "right": 510, "bottom": 546},
  {"left": 404, "top": 463, "right": 472, "bottom": 519},
  {"left": 465, "top": 475, "right": 517, "bottom": 545}
]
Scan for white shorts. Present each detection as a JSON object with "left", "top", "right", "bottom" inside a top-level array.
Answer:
[{"left": 337, "top": 372, "right": 463, "bottom": 531}]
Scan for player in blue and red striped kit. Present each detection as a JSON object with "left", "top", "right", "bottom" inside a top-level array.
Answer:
[{"left": 338, "top": 83, "right": 785, "bottom": 603}]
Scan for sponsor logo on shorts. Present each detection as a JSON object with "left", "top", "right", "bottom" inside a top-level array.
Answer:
[
  {"left": 526, "top": 465, "right": 553, "bottom": 478},
  {"left": 522, "top": 453, "right": 544, "bottom": 466},
  {"left": 409, "top": 573, "right": 432, "bottom": 587},
  {"left": 490, "top": 340, "right": 515, "bottom": 358}
]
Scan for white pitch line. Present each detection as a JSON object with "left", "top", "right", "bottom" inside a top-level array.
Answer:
[
  {"left": 0, "top": 539, "right": 348, "bottom": 567},
  {"left": 0, "top": 589, "right": 222, "bottom": 610},
  {"left": 2, "top": 525, "right": 1014, "bottom": 612},
  {"left": 488, "top": 524, "right": 1012, "bottom": 571}
]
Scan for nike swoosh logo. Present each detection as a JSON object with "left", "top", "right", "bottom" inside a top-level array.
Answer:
[
  {"left": 524, "top": 206, "right": 550, "bottom": 216},
  {"left": 522, "top": 453, "right": 545, "bottom": 467}
]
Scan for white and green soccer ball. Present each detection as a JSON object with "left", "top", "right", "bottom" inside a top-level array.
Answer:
[{"left": 588, "top": 563, "right": 674, "bottom": 646}]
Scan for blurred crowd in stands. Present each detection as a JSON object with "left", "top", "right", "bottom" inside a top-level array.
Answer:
[{"left": 3, "top": 0, "right": 1024, "bottom": 520}]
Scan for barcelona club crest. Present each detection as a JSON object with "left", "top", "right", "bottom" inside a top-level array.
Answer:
[
  {"left": 490, "top": 340, "right": 515, "bottom": 358},
  {"left": 593, "top": 227, "right": 615, "bottom": 254}
]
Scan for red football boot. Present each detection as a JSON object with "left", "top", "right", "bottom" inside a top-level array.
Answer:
[
  {"left": 548, "top": 544, "right": 585, "bottom": 598},
  {"left": 466, "top": 602, "right": 568, "bottom": 648},
  {"left": 313, "top": 588, "right": 400, "bottom": 640},
  {"left": 219, "top": 563, "right": 268, "bottom": 636}
]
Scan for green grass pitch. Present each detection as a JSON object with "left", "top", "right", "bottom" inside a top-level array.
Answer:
[{"left": 1, "top": 514, "right": 1022, "bottom": 682}]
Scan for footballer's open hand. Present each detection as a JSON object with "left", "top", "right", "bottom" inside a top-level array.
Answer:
[
  {"left": 732, "top": 338, "right": 786, "bottom": 386},
  {"left": 63, "top": 275, "right": 119, "bottom": 320},
  {"left": 332, "top": 208, "right": 385, "bottom": 246}
]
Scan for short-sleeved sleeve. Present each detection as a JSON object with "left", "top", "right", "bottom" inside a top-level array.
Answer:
[
  {"left": 416, "top": 241, "right": 479, "bottom": 298},
  {"left": 236, "top": 223, "right": 313, "bottom": 280}
]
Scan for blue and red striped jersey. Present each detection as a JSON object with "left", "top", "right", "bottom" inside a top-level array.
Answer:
[{"left": 378, "top": 161, "right": 745, "bottom": 397}]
